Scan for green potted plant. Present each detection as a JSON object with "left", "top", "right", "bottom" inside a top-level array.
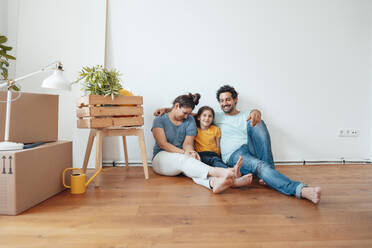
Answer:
[
  {"left": 74, "top": 65, "right": 123, "bottom": 100},
  {"left": 0, "top": 35, "right": 18, "bottom": 90},
  {"left": 75, "top": 65, "right": 143, "bottom": 129}
]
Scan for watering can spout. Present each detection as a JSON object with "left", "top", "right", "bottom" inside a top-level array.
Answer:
[{"left": 86, "top": 168, "right": 103, "bottom": 187}]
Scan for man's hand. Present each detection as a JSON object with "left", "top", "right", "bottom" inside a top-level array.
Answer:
[
  {"left": 247, "top": 109, "right": 261, "bottom": 127},
  {"left": 153, "top": 108, "right": 168, "bottom": 116}
]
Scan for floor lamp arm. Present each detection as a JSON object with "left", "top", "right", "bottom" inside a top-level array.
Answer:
[
  {"left": 12, "top": 61, "right": 61, "bottom": 83},
  {"left": 12, "top": 69, "right": 44, "bottom": 83}
]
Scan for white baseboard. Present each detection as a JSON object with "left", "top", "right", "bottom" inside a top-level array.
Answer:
[{"left": 102, "top": 159, "right": 372, "bottom": 166}]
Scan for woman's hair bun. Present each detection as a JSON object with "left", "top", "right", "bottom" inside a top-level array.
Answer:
[
  {"left": 191, "top": 93, "right": 201, "bottom": 105},
  {"left": 173, "top": 92, "right": 201, "bottom": 110}
]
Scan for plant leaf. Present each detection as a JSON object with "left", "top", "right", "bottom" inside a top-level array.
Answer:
[
  {"left": 10, "top": 84, "right": 20, "bottom": 91},
  {"left": 0, "top": 44, "right": 12, "bottom": 51},
  {"left": 4, "top": 54, "right": 16, "bottom": 60},
  {"left": 0, "top": 36, "right": 7, "bottom": 44}
]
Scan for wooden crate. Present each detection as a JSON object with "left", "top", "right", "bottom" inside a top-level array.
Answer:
[{"left": 76, "top": 95, "right": 144, "bottom": 129}]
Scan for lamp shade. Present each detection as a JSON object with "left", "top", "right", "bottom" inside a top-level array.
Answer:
[{"left": 41, "top": 69, "right": 71, "bottom": 91}]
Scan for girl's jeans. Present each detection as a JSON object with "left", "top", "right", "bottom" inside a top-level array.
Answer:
[{"left": 199, "top": 151, "right": 228, "bottom": 168}]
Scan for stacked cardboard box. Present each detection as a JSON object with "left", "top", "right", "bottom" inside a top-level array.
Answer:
[
  {"left": 0, "top": 92, "right": 72, "bottom": 215},
  {"left": 0, "top": 92, "right": 58, "bottom": 143}
]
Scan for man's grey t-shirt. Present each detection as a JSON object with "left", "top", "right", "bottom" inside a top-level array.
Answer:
[{"left": 151, "top": 113, "right": 197, "bottom": 159}]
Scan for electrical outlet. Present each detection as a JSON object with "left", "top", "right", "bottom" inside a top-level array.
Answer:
[{"left": 339, "top": 128, "right": 360, "bottom": 137}]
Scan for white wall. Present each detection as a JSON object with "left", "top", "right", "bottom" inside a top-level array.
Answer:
[
  {"left": 5, "top": 0, "right": 19, "bottom": 79},
  {"left": 6, "top": 0, "right": 372, "bottom": 165},
  {"left": 105, "top": 0, "right": 371, "bottom": 162},
  {"left": 0, "top": 0, "right": 7, "bottom": 35},
  {"left": 370, "top": 0, "right": 372, "bottom": 160},
  {"left": 13, "top": 0, "right": 106, "bottom": 167}
]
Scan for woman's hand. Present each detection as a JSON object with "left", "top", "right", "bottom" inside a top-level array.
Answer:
[
  {"left": 182, "top": 136, "right": 200, "bottom": 160},
  {"left": 185, "top": 150, "right": 201, "bottom": 160}
]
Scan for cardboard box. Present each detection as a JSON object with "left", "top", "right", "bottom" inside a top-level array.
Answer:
[
  {"left": 0, "top": 141, "right": 72, "bottom": 215},
  {"left": 0, "top": 91, "right": 58, "bottom": 143}
]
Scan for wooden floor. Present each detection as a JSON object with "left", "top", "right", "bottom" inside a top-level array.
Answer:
[{"left": 1, "top": 164, "right": 372, "bottom": 248}]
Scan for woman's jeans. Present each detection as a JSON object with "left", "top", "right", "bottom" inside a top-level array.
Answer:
[
  {"left": 199, "top": 151, "right": 228, "bottom": 168},
  {"left": 227, "top": 120, "right": 306, "bottom": 198}
]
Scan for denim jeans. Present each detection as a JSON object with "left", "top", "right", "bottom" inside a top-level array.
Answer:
[
  {"left": 227, "top": 120, "right": 306, "bottom": 198},
  {"left": 199, "top": 151, "right": 228, "bottom": 168}
]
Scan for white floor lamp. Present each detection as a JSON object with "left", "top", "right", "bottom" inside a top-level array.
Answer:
[{"left": 0, "top": 61, "right": 70, "bottom": 151}]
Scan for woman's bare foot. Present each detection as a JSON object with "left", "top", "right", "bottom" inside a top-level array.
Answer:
[
  {"left": 209, "top": 167, "right": 234, "bottom": 179},
  {"left": 301, "top": 186, "right": 322, "bottom": 204},
  {"left": 210, "top": 176, "right": 234, "bottom": 193},
  {"left": 259, "top": 179, "right": 266, "bottom": 185},
  {"left": 232, "top": 173, "right": 253, "bottom": 188}
]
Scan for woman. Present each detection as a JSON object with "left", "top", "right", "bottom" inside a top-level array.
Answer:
[{"left": 151, "top": 93, "right": 251, "bottom": 193}]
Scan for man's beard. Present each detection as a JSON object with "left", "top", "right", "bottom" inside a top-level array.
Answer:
[{"left": 222, "top": 105, "right": 234, "bottom": 113}]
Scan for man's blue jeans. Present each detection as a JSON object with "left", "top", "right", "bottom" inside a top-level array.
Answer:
[{"left": 227, "top": 120, "right": 305, "bottom": 198}]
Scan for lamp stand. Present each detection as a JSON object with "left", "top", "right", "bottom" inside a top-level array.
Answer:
[{"left": 0, "top": 89, "right": 24, "bottom": 150}]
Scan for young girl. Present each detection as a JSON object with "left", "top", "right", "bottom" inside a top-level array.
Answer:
[{"left": 195, "top": 106, "right": 252, "bottom": 186}]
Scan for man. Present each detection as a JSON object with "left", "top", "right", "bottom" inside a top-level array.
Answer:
[
  {"left": 154, "top": 85, "right": 321, "bottom": 204},
  {"left": 214, "top": 85, "right": 321, "bottom": 204}
]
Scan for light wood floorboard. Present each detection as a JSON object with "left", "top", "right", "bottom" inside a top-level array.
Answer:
[{"left": 1, "top": 164, "right": 372, "bottom": 248}]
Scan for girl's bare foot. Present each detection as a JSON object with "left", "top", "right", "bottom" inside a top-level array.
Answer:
[
  {"left": 232, "top": 173, "right": 253, "bottom": 188},
  {"left": 301, "top": 186, "right": 322, "bottom": 204},
  {"left": 259, "top": 179, "right": 266, "bottom": 185},
  {"left": 210, "top": 176, "right": 234, "bottom": 193}
]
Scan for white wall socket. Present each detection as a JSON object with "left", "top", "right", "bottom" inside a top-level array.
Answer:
[{"left": 338, "top": 128, "right": 360, "bottom": 137}]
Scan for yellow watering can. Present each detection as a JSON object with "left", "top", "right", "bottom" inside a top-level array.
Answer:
[{"left": 63, "top": 168, "right": 103, "bottom": 194}]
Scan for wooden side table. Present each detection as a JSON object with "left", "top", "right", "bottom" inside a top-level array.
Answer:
[{"left": 76, "top": 95, "right": 149, "bottom": 186}]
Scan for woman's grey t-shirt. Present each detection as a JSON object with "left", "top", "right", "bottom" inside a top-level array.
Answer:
[{"left": 151, "top": 113, "right": 197, "bottom": 159}]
